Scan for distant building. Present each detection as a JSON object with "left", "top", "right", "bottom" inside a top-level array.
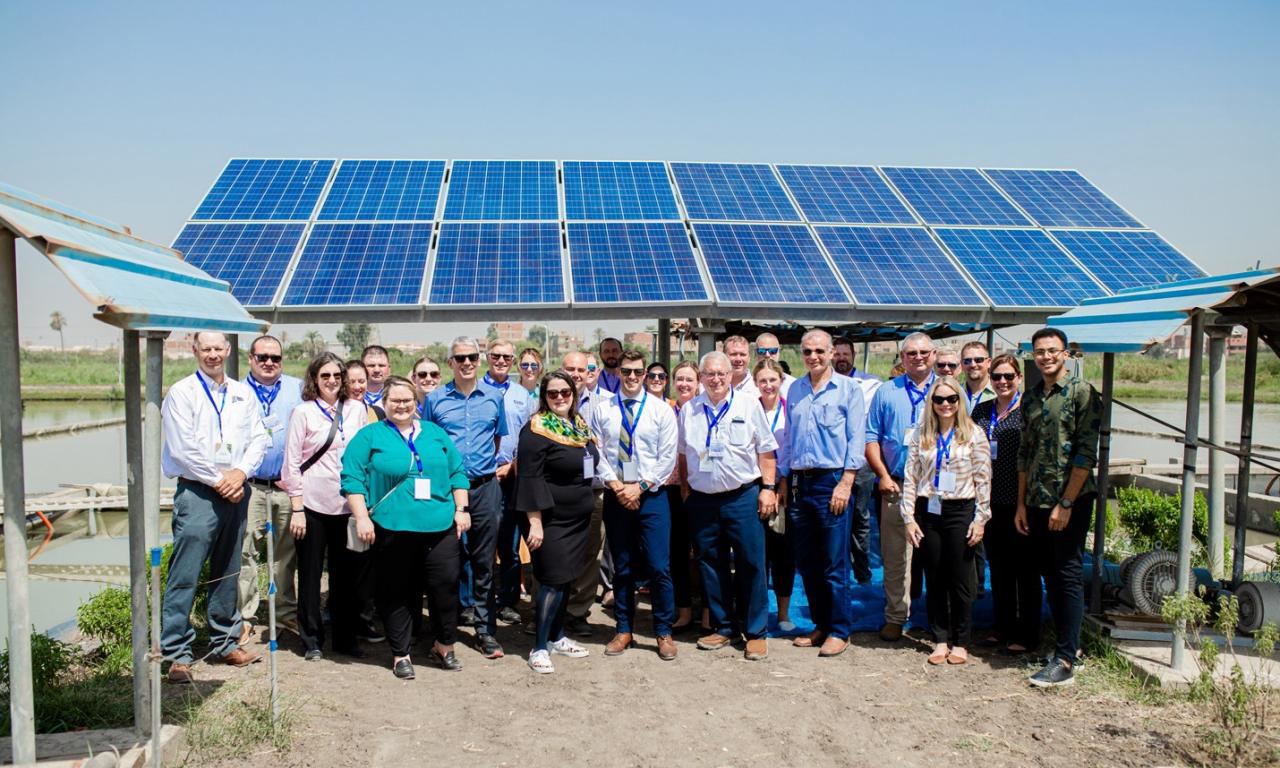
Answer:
[
  {"left": 549, "top": 331, "right": 584, "bottom": 359},
  {"left": 493, "top": 323, "right": 525, "bottom": 344},
  {"left": 624, "top": 331, "right": 654, "bottom": 350}
]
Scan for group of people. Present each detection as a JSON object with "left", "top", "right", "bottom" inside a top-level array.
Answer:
[{"left": 159, "top": 324, "right": 1100, "bottom": 688}]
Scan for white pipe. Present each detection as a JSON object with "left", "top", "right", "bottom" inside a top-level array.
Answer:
[{"left": 1206, "top": 328, "right": 1228, "bottom": 579}]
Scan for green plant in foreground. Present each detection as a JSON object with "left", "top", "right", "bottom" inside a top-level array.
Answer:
[
  {"left": 1115, "top": 486, "right": 1224, "bottom": 567},
  {"left": 179, "top": 683, "right": 294, "bottom": 759},
  {"left": 0, "top": 629, "right": 133, "bottom": 738}
]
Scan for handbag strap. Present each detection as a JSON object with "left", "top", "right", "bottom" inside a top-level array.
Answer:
[{"left": 300, "top": 400, "right": 343, "bottom": 474}]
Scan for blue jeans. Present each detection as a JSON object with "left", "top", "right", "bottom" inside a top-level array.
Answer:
[
  {"left": 789, "top": 469, "right": 855, "bottom": 638},
  {"left": 603, "top": 488, "right": 675, "bottom": 637},
  {"left": 461, "top": 477, "right": 501, "bottom": 635},
  {"left": 688, "top": 483, "right": 768, "bottom": 639},
  {"left": 162, "top": 480, "right": 249, "bottom": 664}
]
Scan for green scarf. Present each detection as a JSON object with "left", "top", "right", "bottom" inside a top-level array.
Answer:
[{"left": 531, "top": 410, "right": 592, "bottom": 447}]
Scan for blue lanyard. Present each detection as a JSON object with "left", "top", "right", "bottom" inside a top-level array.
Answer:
[
  {"left": 764, "top": 397, "right": 785, "bottom": 433},
  {"left": 987, "top": 392, "right": 1020, "bottom": 442},
  {"left": 385, "top": 420, "right": 423, "bottom": 474},
  {"left": 364, "top": 389, "right": 384, "bottom": 407},
  {"left": 904, "top": 373, "right": 935, "bottom": 425},
  {"left": 601, "top": 372, "right": 620, "bottom": 394},
  {"left": 196, "top": 371, "right": 228, "bottom": 439},
  {"left": 247, "top": 375, "right": 280, "bottom": 417},
  {"left": 618, "top": 391, "right": 648, "bottom": 458},
  {"left": 933, "top": 428, "right": 954, "bottom": 489},
  {"left": 483, "top": 373, "right": 509, "bottom": 393},
  {"left": 315, "top": 400, "right": 345, "bottom": 437},
  {"left": 702, "top": 391, "right": 734, "bottom": 448}
]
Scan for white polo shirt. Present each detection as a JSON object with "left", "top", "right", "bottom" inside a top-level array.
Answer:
[
  {"left": 732, "top": 374, "right": 759, "bottom": 398},
  {"left": 678, "top": 390, "right": 778, "bottom": 494},
  {"left": 591, "top": 390, "right": 678, "bottom": 489},
  {"left": 162, "top": 371, "right": 270, "bottom": 486}
]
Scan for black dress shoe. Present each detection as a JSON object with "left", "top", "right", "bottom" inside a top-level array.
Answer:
[
  {"left": 497, "top": 606, "right": 523, "bottom": 624},
  {"left": 393, "top": 659, "right": 415, "bottom": 679},
  {"left": 304, "top": 649, "right": 322, "bottom": 662},
  {"left": 477, "top": 633, "right": 505, "bottom": 659},
  {"left": 428, "top": 648, "right": 463, "bottom": 671}
]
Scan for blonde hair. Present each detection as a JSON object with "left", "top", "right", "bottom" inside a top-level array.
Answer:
[{"left": 916, "top": 375, "right": 975, "bottom": 447}]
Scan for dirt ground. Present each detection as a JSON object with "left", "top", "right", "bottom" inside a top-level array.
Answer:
[{"left": 176, "top": 599, "right": 1198, "bottom": 768}]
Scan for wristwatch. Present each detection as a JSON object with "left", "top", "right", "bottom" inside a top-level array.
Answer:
[
  {"left": 1058, "top": 497, "right": 1074, "bottom": 509},
  {"left": 638, "top": 480, "right": 651, "bottom": 493},
  {"left": 761, "top": 482, "right": 778, "bottom": 492}
]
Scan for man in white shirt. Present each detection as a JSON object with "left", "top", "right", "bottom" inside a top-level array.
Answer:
[
  {"left": 833, "top": 336, "right": 882, "bottom": 586},
  {"left": 724, "top": 335, "right": 758, "bottom": 397},
  {"left": 679, "top": 352, "right": 778, "bottom": 661},
  {"left": 591, "top": 350, "right": 679, "bottom": 659},
  {"left": 755, "top": 332, "right": 796, "bottom": 393},
  {"left": 160, "top": 332, "right": 269, "bottom": 683},
  {"left": 585, "top": 353, "right": 602, "bottom": 395}
]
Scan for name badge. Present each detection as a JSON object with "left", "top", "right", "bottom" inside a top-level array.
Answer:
[
  {"left": 582, "top": 455, "right": 594, "bottom": 479},
  {"left": 707, "top": 441, "right": 726, "bottom": 460},
  {"left": 214, "top": 441, "right": 234, "bottom": 469},
  {"left": 621, "top": 461, "right": 639, "bottom": 483},
  {"left": 414, "top": 478, "right": 432, "bottom": 500},
  {"left": 937, "top": 471, "right": 957, "bottom": 493},
  {"left": 263, "top": 413, "right": 282, "bottom": 434},
  {"left": 927, "top": 495, "right": 942, "bottom": 515},
  {"left": 989, "top": 442, "right": 998, "bottom": 461},
  {"left": 904, "top": 425, "right": 919, "bottom": 445}
]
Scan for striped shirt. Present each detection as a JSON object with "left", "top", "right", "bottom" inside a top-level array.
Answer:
[{"left": 900, "top": 429, "right": 992, "bottom": 524}]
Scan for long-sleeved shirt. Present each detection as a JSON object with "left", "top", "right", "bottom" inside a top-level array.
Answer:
[
  {"left": 678, "top": 391, "right": 777, "bottom": 493},
  {"left": 901, "top": 428, "right": 992, "bottom": 524},
  {"left": 243, "top": 374, "right": 304, "bottom": 481},
  {"left": 340, "top": 419, "right": 468, "bottom": 533},
  {"left": 280, "top": 398, "right": 368, "bottom": 516},
  {"left": 591, "top": 390, "right": 678, "bottom": 489},
  {"left": 422, "top": 381, "right": 508, "bottom": 478},
  {"left": 1017, "top": 375, "right": 1102, "bottom": 509},
  {"left": 865, "top": 373, "right": 936, "bottom": 479},
  {"left": 162, "top": 371, "right": 269, "bottom": 486},
  {"left": 785, "top": 371, "right": 867, "bottom": 472}
]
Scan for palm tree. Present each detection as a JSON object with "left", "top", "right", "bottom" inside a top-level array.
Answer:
[
  {"left": 302, "top": 331, "right": 326, "bottom": 358},
  {"left": 49, "top": 311, "right": 66, "bottom": 352},
  {"left": 593, "top": 327, "right": 605, "bottom": 346}
]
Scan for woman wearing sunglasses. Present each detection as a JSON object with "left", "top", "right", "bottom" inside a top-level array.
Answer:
[
  {"left": 645, "top": 362, "right": 673, "bottom": 405},
  {"left": 411, "top": 356, "right": 443, "bottom": 400},
  {"left": 970, "top": 354, "right": 1039, "bottom": 655},
  {"left": 900, "top": 376, "right": 991, "bottom": 666},
  {"left": 515, "top": 371, "right": 600, "bottom": 673}
]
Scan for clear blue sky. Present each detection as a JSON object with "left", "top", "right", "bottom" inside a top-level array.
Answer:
[{"left": 3, "top": 1, "right": 1276, "bottom": 347}]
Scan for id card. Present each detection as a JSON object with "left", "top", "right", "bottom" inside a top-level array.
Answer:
[
  {"left": 414, "top": 478, "right": 432, "bottom": 500},
  {"left": 989, "top": 442, "right": 998, "bottom": 461},
  {"left": 937, "top": 471, "right": 957, "bottom": 493},
  {"left": 621, "top": 461, "right": 639, "bottom": 482},
  {"left": 262, "top": 413, "right": 282, "bottom": 435},
  {"left": 904, "top": 425, "right": 919, "bottom": 446},
  {"left": 927, "top": 496, "right": 942, "bottom": 515},
  {"left": 214, "top": 441, "right": 234, "bottom": 469},
  {"left": 582, "top": 455, "right": 595, "bottom": 479},
  {"left": 707, "top": 441, "right": 726, "bottom": 460}
]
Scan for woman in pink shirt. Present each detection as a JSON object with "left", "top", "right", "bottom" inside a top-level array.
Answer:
[{"left": 282, "top": 353, "right": 369, "bottom": 660}]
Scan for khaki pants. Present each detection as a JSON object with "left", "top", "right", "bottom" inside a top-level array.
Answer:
[
  {"left": 238, "top": 485, "right": 298, "bottom": 624},
  {"left": 879, "top": 491, "right": 913, "bottom": 625},
  {"left": 567, "top": 490, "right": 605, "bottom": 619}
]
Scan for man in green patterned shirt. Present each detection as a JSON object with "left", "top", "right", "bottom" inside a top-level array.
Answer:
[{"left": 1015, "top": 327, "right": 1102, "bottom": 688}]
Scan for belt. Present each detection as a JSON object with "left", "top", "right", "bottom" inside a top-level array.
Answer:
[
  {"left": 793, "top": 467, "right": 842, "bottom": 478},
  {"left": 468, "top": 473, "right": 496, "bottom": 489},
  {"left": 249, "top": 478, "right": 280, "bottom": 489},
  {"left": 691, "top": 479, "right": 760, "bottom": 497}
]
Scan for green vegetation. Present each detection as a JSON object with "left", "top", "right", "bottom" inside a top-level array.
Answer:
[
  {"left": 179, "top": 682, "right": 294, "bottom": 758},
  {"left": 0, "top": 630, "right": 134, "bottom": 736},
  {"left": 1113, "top": 486, "right": 1225, "bottom": 568}
]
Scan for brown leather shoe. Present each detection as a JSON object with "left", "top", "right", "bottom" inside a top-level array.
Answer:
[
  {"left": 215, "top": 647, "right": 262, "bottom": 667},
  {"left": 604, "top": 632, "right": 635, "bottom": 656},
  {"left": 167, "top": 663, "right": 194, "bottom": 684},
  {"left": 819, "top": 636, "right": 850, "bottom": 657},
  {"left": 696, "top": 633, "right": 732, "bottom": 651},
  {"left": 657, "top": 635, "right": 677, "bottom": 660},
  {"left": 239, "top": 622, "right": 255, "bottom": 646},
  {"left": 792, "top": 630, "right": 826, "bottom": 648},
  {"left": 879, "top": 622, "right": 903, "bottom": 642},
  {"left": 744, "top": 638, "right": 768, "bottom": 661}
]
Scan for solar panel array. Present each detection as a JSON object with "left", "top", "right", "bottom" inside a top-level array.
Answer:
[{"left": 175, "top": 159, "right": 1203, "bottom": 314}]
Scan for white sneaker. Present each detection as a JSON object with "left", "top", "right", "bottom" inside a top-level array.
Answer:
[
  {"left": 549, "top": 637, "right": 590, "bottom": 658},
  {"left": 528, "top": 649, "right": 554, "bottom": 674}
]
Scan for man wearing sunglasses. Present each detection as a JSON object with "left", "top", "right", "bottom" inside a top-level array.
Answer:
[
  {"left": 754, "top": 332, "right": 796, "bottom": 393},
  {"left": 422, "top": 337, "right": 509, "bottom": 659},
  {"left": 590, "top": 350, "right": 679, "bottom": 659},
  {"left": 960, "top": 341, "right": 996, "bottom": 414},
  {"left": 238, "top": 335, "right": 304, "bottom": 641},
  {"left": 596, "top": 337, "right": 624, "bottom": 395},
  {"left": 865, "top": 332, "right": 936, "bottom": 642}
]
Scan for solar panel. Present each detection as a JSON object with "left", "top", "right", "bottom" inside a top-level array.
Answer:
[
  {"left": 881, "top": 167, "right": 1031, "bottom": 226},
  {"left": 442, "top": 160, "right": 558, "bottom": 220},
  {"left": 191, "top": 159, "right": 334, "bottom": 221},
  {"left": 1049, "top": 229, "right": 1204, "bottom": 292},
  {"left": 935, "top": 228, "right": 1105, "bottom": 307},
  {"left": 282, "top": 223, "right": 431, "bottom": 305},
  {"left": 562, "top": 161, "right": 681, "bottom": 220},
  {"left": 316, "top": 160, "right": 445, "bottom": 221},
  {"left": 776, "top": 165, "right": 917, "bottom": 224},
  {"left": 671, "top": 163, "right": 801, "bottom": 222},
  {"left": 429, "top": 223, "right": 564, "bottom": 305},
  {"left": 172, "top": 222, "right": 305, "bottom": 306},
  {"left": 567, "top": 222, "right": 707, "bottom": 303},
  {"left": 984, "top": 169, "right": 1143, "bottom": 228},
  {"left": 815, "top": 226, "right": 983, "bottom": 306},
  {"left": 692, "top": 223, "right": 847, "bottom": 305}
]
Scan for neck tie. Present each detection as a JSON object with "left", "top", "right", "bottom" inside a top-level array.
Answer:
[{"left": 619, "top": 398, "right": 637, "bottom": 459}]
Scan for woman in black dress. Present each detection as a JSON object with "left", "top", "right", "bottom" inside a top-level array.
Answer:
[{"left": 516, "top": 371, "right": 600, "bottom": 674}]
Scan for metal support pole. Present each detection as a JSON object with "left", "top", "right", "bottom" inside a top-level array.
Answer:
[
  {"left": 1090, "top": 352, "right": 1115, "bottom": 614},
  {"left": 1206, "top": 328, "right": 1228, "bottom": 579},
  {"left": 985, "top": 326, "right": 995, "bottom": 355},
  {"left": 1172, "top": 311, "right": 1205, "bottom": 671},
  {"left": 1232, "top": 323, "right": 1259, "bottom": 586},
  {"left": 0, "top": 230, "right": 35, "bottom": 765},
  {"left": 657, "top": 318, "right": 671, "bottom": 371},
  {"left": 144, "top": 333, "right": 167, "bottom": 551},
  {"left": 265, "top": 497, "right": 279, "bottom": 733},
  {"left": 123, "top": 329, "right": 149, "bottom": 733},
  {"left": 149, "top": 546, "right": 163, "bottom": 768},
  {"left": 226, "top": 333, "right": 240, "bottom": 380},
  {"left": 694, "top": 320, "right": 722, "bottom": 359}
]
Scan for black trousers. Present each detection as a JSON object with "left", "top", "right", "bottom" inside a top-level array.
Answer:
[
  {"left": 295, "top": 510, "right": 362, "bottom": 653},
  {"left": 666, "top": 485, "right": 694, "bottom": 609},
  {"left": 765, "top": 523, "right": 795, "bottom": 599},
  {"left": 915, "top": 497, "right": 977, "bottom": 646},
  {"left": 1028, "top": 494, "right": 1094, "bottom": 664},
  {"left": 374, "top": 525, "right": 460, "bottom": 657},
  {"left": 985, "top": 502, "right": 1042, "bottom": 648}
]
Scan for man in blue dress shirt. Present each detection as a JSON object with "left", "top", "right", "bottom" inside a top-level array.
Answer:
[{"left": 785, "top": 329, "right": 867, "bottom": 658}]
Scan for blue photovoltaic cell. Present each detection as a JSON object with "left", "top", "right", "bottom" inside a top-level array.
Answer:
[
  {"left": 671, "top": 163, "right": 801, "bottom": 222},
  {"left": 815, "top": 226, "right": 983, "bottom": 306},
  {"left": 567, "top": 222, "right": 707, "bottom": 303},
  {"left": 935, "top": 228, "right": 1105, "bottom": 307},
  {"left": 442, "top": 160, "right": 558, "bottom": 220},
  {"left": 317, "top": 160, "right": 445, "bottom": 221},
  {"left": 776, "top": 165, "right": 917, "bottom": 224},
  {"left": 172, "top": 222, "right": 305, "bottom": 306},
  {"left": 1048, "top": 229, "right": 1204, "bottom": 292},
  {"left": 693, "top": 224, "right": 846, "bottom": 304},
  {"left": 984, "top": 169, "right": 1143, "bottom": 228},
  {"left": 283, "top": 223, "right": 431, "bottom": 305},
  {"left": 563, "top": 161, "right": 681, "bottom": 220},
  {"left": 192, "top": 159, "right": 334, "bottom": 221},
  {"left": 881, "top": 167, "right": 1031, "bottom": 226},
  {"left": 430, "top": 223, "right": 564, "bottom": 305}
]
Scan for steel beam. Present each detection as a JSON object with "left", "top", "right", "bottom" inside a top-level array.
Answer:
[{"left": 1172, "top": 311, "right": 1205, "bottom": 671}]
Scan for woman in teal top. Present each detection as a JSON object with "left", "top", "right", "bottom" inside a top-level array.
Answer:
[{"left": 342, "top": 376, "right": 470, "bottom": 680}]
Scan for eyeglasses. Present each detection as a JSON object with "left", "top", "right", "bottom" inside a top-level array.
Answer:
[
  {"left": 488, "top": 353, "right": 514, "bottom": 362},
  {"left": 962, "top": 356, "right": 987, "bottom": 365},
  {"left": 756, "top": 347, "right": 780, "bottom": 356},
  {"left": 586, "top": 364, "right": 598, "bottom": 372},
  {"left": 646, "top": 372, "right": 668, "bottom": 381},
  {"left": 545, "top": 388, "right": 574, "bottom": 400},
  {"left": 903, "top": 349, "right": 932, "bottom": 358},
  {"left": 620, "top": 367, "right": 646, "bottom": 377},
  {"left": 703, "top": 371, "right": 729, "bottom": 379},
  {"left": 414, "top": 370, "right": 441, "bottom": 380},
  {"left": 385, "top": 397, "right": 416, "bottom": 406},
  {"left": 317, "top": 371, "right": 343, "bottom": 381},
  {"left": 935, "top": 362, "right": 959, "bottom": 370},
  {"left": 254, "top": 354, "right": 282, "bottom": 364},
  {"left": 932, "top": 394, "right": 960, "bottom": 405},
  {"left": 1032, "top": 348, "right": 1065, "bottom": 358},
  {"left": 452, "top": 353, "right": 480, "bottom": 364},
  {"left": 800, "top": 348, "right": 827, "bottom": 357},
  {"left": 991, "top": 372, "right": 1018, "bottom": 382},
  {"left": 519, "top": 362, "right": 540, "bottom": 371}
]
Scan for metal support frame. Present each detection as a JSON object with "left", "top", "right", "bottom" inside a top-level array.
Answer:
[
  {"left": 1, "top": 230, "right": 35, "bottom": 765},
  {"left": 695, "top": 319, "right": 722, "bottom": 359},
  {"left": 1232, "top": 323, "right": 1259, "bottom": 585},
  {"left": 1206, "top": 327, "right": 1229, "bottom": 579},
  {"left": 144, "top": 334, "right": 167, "bottom": 550},
  {"left": 1090, "top": 352, "right": 1115, "bottom": 613},
  {"left": 985, "top": 326, "right": 995, "bottom": 354},
  {"left": 1172, "top": 311, "right": 1206, "bottom": 671},
  {"left": 123, "top": 330, "right": 149, "bottom": 733},
  {"left": 226, "top": 333, "right": 239, "bottom": 379},
  {"left": 657, "top": 318, "right": 671, "bottom": 371}
]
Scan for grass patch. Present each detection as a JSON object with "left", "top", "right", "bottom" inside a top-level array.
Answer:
[
  {"left": 1077, "top": 623, "right": 1170, "bottom": 706},
  {"left": 177, "top": 681, "right": 294, "bottom": 762}
]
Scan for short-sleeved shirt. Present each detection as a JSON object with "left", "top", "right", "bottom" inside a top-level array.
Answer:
[
  {"left": 243, "top": 374, "right": 304, "bottom": 481},
  {"left": 422, "top": 381, "right": 508, "bottom": 478},
  {"left": 785, "top": 371, "right": 867, "bottom": 472},
  {"left": 865, "top": 373, "right": 936, "bottom": 479},
  {"left": 339, "top": 419, "right": 469, "bottom": 533},
  {"left": 678, "top": 391, "right": 777, "bottom": 493},
  {"left": 1016, "top": 375, "right": 1102, "bottom": 508}
]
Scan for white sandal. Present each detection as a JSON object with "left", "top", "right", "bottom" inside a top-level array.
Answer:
[
  {"left": 528, "top": 649, "right": 555, "bottom": 674},
  {"left": 549, "top": 637, "right": 590, "bottom": 658}
]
